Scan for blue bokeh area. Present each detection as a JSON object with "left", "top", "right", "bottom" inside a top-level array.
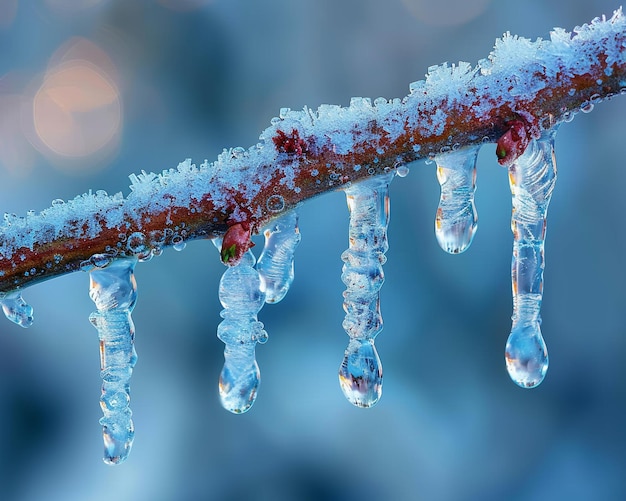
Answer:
[{"left": 1, "top": 1, "right": 626, "bottom": 500}]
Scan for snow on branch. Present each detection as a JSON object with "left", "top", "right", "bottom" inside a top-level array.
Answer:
[{"left": 1, "top": 9, "right": 625, "bottom": 293}]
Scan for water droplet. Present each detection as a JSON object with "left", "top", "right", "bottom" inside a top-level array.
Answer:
[
  {"left": 90, "top": 253, "right": 112, "bottom": 269},
  {"left": 374, "top": 97, "right": 387, "bottom": 106},
  {"left": 562, "top": 111, "right": 575, "bottom": 122},
  {"left": 51, "top": 198, "right": 65, "bottom": 206},
  {"left": 219, "top": 346, "right": 260, "bottom": 414},
  {"left": 279, "top": 107, "right": 291, "bottom": 119},
  {"left": 395, "top": 164, "right": 409, "bottom": 177},
  {"left": 172, "top": 235, "right": 186, "bottom": 252},
  {"left": 126, "top": 232, "right": 146, "bottom": 254},
  {"left": 231, "top": 147, "right": 245, "bottom": 158},
  {"left": 338, "top": 339, "right": 383, "bottom": 408},
  {"left": 580, "top": 101, "right": 594, "bottom": 113},
  {"left": 266, "top": 194, "right": 285, "bottom": 213}
]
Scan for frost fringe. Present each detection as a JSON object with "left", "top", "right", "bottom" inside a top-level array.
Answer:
[{"left": 1, "top": 10, "right": 625, "bottom": 293}]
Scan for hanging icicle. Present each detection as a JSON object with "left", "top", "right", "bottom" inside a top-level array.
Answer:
[
  {"left": 339, "top": 173, "right": 393, "bottom": 408},
  {"left": 505, "top": 131, "right": 557, "bottom": 388},
  {"left": 0, "top": 291, "right": 34, "bottom": 327},
  {"left": 214, "top": 244, "right": 267, "bottom": 413},
  {"left": 89, "top": 257, "right": 138, "bottom": 464},
  {"left": 434, "top": 146, "right": 480, "bottom": 254},
  {"left": 256, "top": 210, "right": 301, "bottom": 304}
]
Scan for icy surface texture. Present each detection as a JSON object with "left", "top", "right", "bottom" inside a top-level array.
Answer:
[
  {"left": 256, "top": 211, "right": 301, "bottom": 304},
  {"left": 434, "top": 146, "right": 480, "bottom": 254},
  {"left": 89, "top": 258, "right": 138, "bottom": 464},
  {"left": 215, "top": 247, "right": 267, "bottom": 413},
  {"left": 339, "top": 174, "right": 393, "bottom": 408},
  {"left": 505, "top": 132, "right": 557, "bottom": 388},
  {"left": 0, "top": 291, "right": 34, "bottom": 327}
]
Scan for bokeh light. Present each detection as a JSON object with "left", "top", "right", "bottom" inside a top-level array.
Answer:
[{"left": 29, "top": 38, "right": 121, "bottom": 172}]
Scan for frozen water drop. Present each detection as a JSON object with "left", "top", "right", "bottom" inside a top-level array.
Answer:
[
  {"left": 506, "top": 132, "right": 557, "bottom": 388},
  {"left": 215, "top": 249, "right": 267, "bottom": 413},
  {"left": 339, "top": 174, "right": 393, "bottom": 407},
  {"left": 505, "top": 322, "right": 548, "bottom": 388},
  {"left": 89, "top": 258, "right": 138, "bottom": 464},
  {"left": 1, "top": 292, "right": 34, "bottom": 328},
  {"left": 434, "top": 146, "right": 479, "bottom": 254},
  {"left": 266, "top": 194, "right": 285, "bottom": 213},
  {"left": 580, "top": 101, "right": 594, "bottom": 113},
  {"left": 279, "top": 107, "right": 291, "bottom": 119},
  {"left": 256, "top": 211, "right": 301, "bottom": 304},
  {"left": 338, "top": 339, "right": 382, "bottom": 408}
]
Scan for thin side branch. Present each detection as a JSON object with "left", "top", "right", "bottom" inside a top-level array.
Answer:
[{"left": 1, "top": 10, "right": 625, "bottom": 293}]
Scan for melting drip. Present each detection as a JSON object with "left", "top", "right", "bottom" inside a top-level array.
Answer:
[
  {"left": 0, "top": 291, "right": 34, "bottom": 328},
  {"left": 89, "top": 258, "right": 138, "bottom": 464},
  {"left": 215, "top": 246, "right": 267, "bottom": 413},
  {"left": 256, "top": 210, "right": 301, "bottom": 304},
  {"left": 339, "top": 173, "right": 393, "bottom": 408},
  {"left": 434, "top": 146, "right": 479, "bottom": 254},
  {"left": 505, "top": 131, "right": 557, "bottom": 388}
]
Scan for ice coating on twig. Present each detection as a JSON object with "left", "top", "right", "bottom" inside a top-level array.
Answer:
[
  {"left": 89, "top": 258, "right": 138, "bottom": 464},
  {"left": 505, "top": 132, "right": 557, "bottom": 388},
  {"left": 256, "top": 211, "right": 301, "bottom": 304},
  {"left": 339, "top": 174, "right": 393, "bottom": 407},
  {"left": 214, "top": 246, "right": 267, "bottom": 413},
  {"left": 434, "top": 146, "right": 480, "bottom": 254},
  {"left": 0, "top": 291, "right": 33, "bottom": 327}
]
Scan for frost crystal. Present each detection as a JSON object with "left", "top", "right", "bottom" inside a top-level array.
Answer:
[
  {"left": 214, "top": 247, "right": 267, "bottom": 413},
  {"left": 434, "top": 147, "right": 480, "bottom": 254},
  {"left": 339, "top": 174, "right": 393, "bottom": 408},
  {"left": 505, "top": 132, "right": 557, "bottom": 388},
  {"left": 89, "top": 258, "right": 138, "bottom": 464},
  {"left": 256, "top": 211, "right": 301, "bottom": 304}
]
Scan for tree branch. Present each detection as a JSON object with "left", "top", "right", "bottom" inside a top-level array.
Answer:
[{"left": 1, "top": 10, "right": 625, "bottom": 293}]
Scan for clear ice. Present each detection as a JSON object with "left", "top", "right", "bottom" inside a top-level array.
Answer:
[
  {"left": 434, "top": 146, "right": 479, "bottom": 254},
  {"left": 0, "top": 291, "right": 34, "bottom": 328},
  {"left": 505, "top": 131, "right": 557, "bottom": 388},
  {"left": 89, "top": 258, "right": 138, "bottom": 464},
  {"left": 256, "top": 211, "right": 301, "bottom": 304},
  {"left": 215, "top": 246, "right": 267, "bottom": 413},
  {"left": 339, "top": 173, "right": 393, "bottom": 407}
]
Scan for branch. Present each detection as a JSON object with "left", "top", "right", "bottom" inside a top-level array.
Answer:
[{"left": 1, "top": 10, "right": 625, "bottom": 293}]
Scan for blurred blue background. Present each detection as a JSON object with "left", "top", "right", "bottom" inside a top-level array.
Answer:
[{"left": 1, "top": 0, "right": 625, "bottom": 500}]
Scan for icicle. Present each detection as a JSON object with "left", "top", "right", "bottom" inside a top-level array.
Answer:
[
  {"left": 434, "top": 146, "right": 479, "bottom": 254},
  {"left": 214, "top": 246, "right": 267, "bottom": 413},
  {"left": 339, "top": 173, "right": 393, "bottom": 408},
  {"left": 89, "top": 258, "right": 138, "bottom": 464},
  {"left": 0, "top": 291, "right": 34, "bottom": 328},
  {"left": 505, "top": 131, "right": 557, "bottom": 388},
  {"left": 256, "top": 210, "right": 301, "bottom": 304}
]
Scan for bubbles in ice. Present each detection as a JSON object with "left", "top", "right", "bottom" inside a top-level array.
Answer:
[
  {"left": 256, "top": 211, "right": 301, "bottom": 304},
  {"left": 266, "top": 194, "right": 285, "bottom": 213},
  {"left": 505, "top": 132, "right": 557, "bottom": 388},
  {"left": 434, "top": 146, "right": 479, "bottom": 254},
  {"left": 215, "top": 248, "right": 267, "bottom": 413},
  {"left": 0, "top": 292, "right": 34, "bottom": 328},
  {"left": 89, "top": 257, "right": 138, "bottom": 464},
  {"left": 339, "top": 173, "right": 393, "bottom": 408}
]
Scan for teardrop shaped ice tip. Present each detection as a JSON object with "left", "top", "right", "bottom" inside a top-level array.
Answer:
[
  {"left": 505, "top": 324, "right": 548, "bottom": 388},
  {"left": 1, "top": 292, "right": 34, "bottom": 328},
  {"left": 218, "top": 355, "right": 260, "bottom": 414},
  {"left": 339, "top": 339, "right": 383, "bottom": 408},
  {"left": 435, "top": 209, "right": 477, "bottom": 254},
  {"left": 102, "top": 420, "right": 134, "bottom": 465}
]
